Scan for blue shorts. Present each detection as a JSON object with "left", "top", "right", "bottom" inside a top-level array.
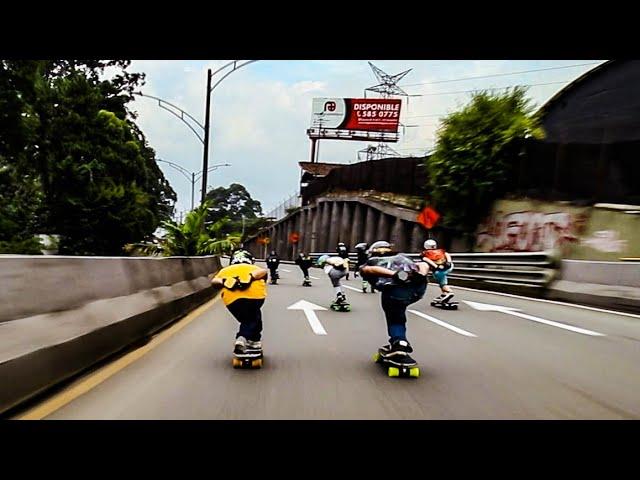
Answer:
[{"left": 432, "top": 268, "right": 452, "bottom": 286}]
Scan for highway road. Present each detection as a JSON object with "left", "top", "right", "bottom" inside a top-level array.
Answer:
[{"left": 21, "top": 262, "right": 640, "bottom": 420}]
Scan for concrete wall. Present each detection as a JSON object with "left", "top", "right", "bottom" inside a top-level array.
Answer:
[
  {"left": 475, "top": 199, "right": 640, "bottom": 260},
  {"left": 0, "top": 255, "right": 222, "bottom": 415},
  {"left": 244, "top": 194, "right": 428, "bottom": 259}
]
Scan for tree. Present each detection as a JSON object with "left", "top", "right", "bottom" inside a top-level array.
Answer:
[
  {"left": 426, "top": 87, "right": 544, "bottom": 236},
  {"left": 204, "top": 183, "right": 265, "bottom": 239},
  {"left": 137, "top": 201, "right": 239, "bottom": 256},
  {"left": 0, "top": 60, "right": 177, "bottom": 255}
]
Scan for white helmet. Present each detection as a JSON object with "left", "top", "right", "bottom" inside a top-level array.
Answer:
[{"left": 423, "top": 239, "right": 437, "bottom": 250}]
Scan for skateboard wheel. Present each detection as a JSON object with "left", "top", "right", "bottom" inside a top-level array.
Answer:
[
  {"left": 372, "top": 353, "right": 381, "bottom": 363},
  {"left": 232, "top": 358, "right": 242, "bottom": 368},
  {"left": 388, "top": 367, "right": 400, "bottom": 377},
  {"left": 409, "top": 367, "right": 420, "bottom": 378},
  {"left": 252, "top": 359, "right": 263, "bottom": 368}
]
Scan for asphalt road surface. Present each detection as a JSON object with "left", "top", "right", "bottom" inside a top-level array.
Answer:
[{"left": 39, "top": 262, "right": 640, "bottom": 419}]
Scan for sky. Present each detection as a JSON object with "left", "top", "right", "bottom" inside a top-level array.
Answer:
[{"left": 127, "top": 60, "right": 607, "bottom": 218}]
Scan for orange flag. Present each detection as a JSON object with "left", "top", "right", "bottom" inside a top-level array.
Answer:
[{"left": 417, "top": 206, "right": 440, "bottom": 229}]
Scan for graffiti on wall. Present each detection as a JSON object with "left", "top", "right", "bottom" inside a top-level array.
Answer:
[{"left": 476, "top": 210, "right": 589, "bottom": 252}]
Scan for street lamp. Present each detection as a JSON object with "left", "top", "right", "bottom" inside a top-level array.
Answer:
[
  {"left": 135, "top": 60, "right": 258, "bottom": 205},
  {"left": 201, "top": 60, "right": 258, "bottom": 203},
  {"left": 156, "top": 159, "right": 230, "bottom": 210}
]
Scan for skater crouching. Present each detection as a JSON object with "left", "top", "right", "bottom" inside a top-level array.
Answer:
[
  {"left": 295, "top": 252, "right": 313, "bottom": 286},
  {"left": 359, "top": 241, "right": 429, "bottom": 364},
  {"left": 211, "top": 250, "right": 268, "bottom": 356},
  {"left": 266, "top": 250, "right": 280, "bottom": 284},
  {"left": 421, "top": 239, "right": 455, "bottom": 304},
  {"left": 316, "top": 254, "right": 350, "bottom": 311}
]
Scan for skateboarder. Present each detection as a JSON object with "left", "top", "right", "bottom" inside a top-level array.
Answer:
[
  {"left": 295, "top": 252, "right": 313, "bottom": 286},
  {"left": 359, "top": 240, "right": 430, "bottom": 369},
  {"left": 316, "top": 254, "right": 351, "bottom": 311},
  {"left": 421, "top": 239, "right": 456, "bottom": 306},
  {"left": 211, "top": 249, "right": 268, "bottom": 366}
]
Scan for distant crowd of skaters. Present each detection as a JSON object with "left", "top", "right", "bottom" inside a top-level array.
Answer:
[{"left": 210, "top": 239, "right": 455, "bottom": 366}]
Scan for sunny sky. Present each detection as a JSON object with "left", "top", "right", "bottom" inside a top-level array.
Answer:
[{"left": 127, "top": 60, "right": 606, "bottom": 217}]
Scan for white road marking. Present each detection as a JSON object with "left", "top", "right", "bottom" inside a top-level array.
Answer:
[
  {"left": 455, "top": 286, "right": 640, "bottom": 320},
  {"left": 408, "top": 310, "right": 477, "bottom": 337},
  {"left": 309, "top": 276, "right": 319, "bottom": 280},
  {"left": 281, "top": 268, "right": 292, "bottom": 272},
  {"left": 464, "top": 301, "right": 606, "bottom": 336},
  {"left": 287, "top": 300, "right": 328, "bottom": 335},
  {"left": 343, "top": 285, "right": 363, "bottom": 293}
]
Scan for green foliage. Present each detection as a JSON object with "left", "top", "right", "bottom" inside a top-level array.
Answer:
[
  {"left": 151, "top": 202, "right": 240, "bottom": 256},
  {"left": 0, "top": 60, "right": 176, "bottom": 255},
  {"left": 426, "top": 87, "right": 544, "bottom": 232},
  {"left": 203, "top": 183, "right": 267, "bottom": 240}
]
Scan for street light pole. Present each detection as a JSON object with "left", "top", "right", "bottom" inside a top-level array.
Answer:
[
  {"left": 201, "top": 69, "right": 213, "bottom": 204},
  {"left": 191, "top": 172, "right": 196, "bottom": 211}
]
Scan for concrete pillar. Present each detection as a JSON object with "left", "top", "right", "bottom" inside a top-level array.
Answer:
[
  {"left": 378, "top": 213, "right": 391, "bottom": 243},
  {"left": 364, "top": 207, "right": 379, "bottom": 245},
  {"left": 350, "top": 203, "right": 364, "bottom": 248},
  {"left": 285, "top": 217, "right": 293, "bottom": 260},
  {"left": 410, "top": 222, "right": 424, "bottom": 252},
  {"left": 319, "top": 202, "right": 331, "bottom": 252},
  {"left": 310, "top": 205, "right": 320, "bottom": 253},
  {"left": 391, "top": 217, "right": 407, "bottom": 253},
  {"left": 303, "top": 208, "right": 314, "bottom": 254},
  {"left": 339, "top": 202, "right": 353, "bottom": 246},
  {"left": 327, "top": 201, "right": 341, "bottom": 253}
]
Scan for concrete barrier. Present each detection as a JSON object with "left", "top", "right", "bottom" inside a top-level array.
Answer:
[
  {"left": 0, "top": 255, "right": 222, "bottom": 415},
  {"left": 546, "top": 260, "right": 640, "bottom": 313}
]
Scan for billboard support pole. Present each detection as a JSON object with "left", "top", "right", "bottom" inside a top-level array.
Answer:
[{"left": 310, "top": 138, "right": 317, "bottom": 164}]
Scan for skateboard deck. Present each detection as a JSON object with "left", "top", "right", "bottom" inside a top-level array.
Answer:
[
  {"left": 431, "top": 300, "right": 459, "bottom": 310},
  {"left": 232, "top": 349, "right": 263, "bottom": 369},
  {"left": 330, "top": 302, "right": 351, "bottom": 312},
  {"left": 372, "top": 349, "right": 420, "bottom": 378}
]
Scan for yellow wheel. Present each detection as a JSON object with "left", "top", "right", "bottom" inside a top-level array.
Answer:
[
  {"left": 252, "top": 359, "right": 263, "bottom": 368},
  {"left": 388, "top": 367, "right": 400, "bottom": 377},
  {"left": 409, "top": 367, "right": 420, "bottom": 378},
  {"left": 372, "top": 353, "right": 381, "bottom": 363},
  {"left": 232, "top": 358, "right": 242, "bottom": 368}
]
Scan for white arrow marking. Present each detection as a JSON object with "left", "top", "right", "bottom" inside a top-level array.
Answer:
[
  {"left": 464, "top": 301, "right": 605, "bottom": 336},
  {"left": 281, "top": 268, "right": 291, "bottom": 273},
  {"left": 343, "top": 285, "right": 362, "bottom": 293},
  {"left": 309, "top": 275, "right": 319, "bottom": 280},
  {"left": 408, "top": 310, "right": 477, "bottom": 337},
  {"left": 287, "top": 300, "right": 328, "bottom": 335}
]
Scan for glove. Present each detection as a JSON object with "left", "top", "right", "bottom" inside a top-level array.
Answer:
[
  {"left": 222, "top": 277, "right": 239, "bottom": 290},
  {"left": 236, "top": 275, "right": 253, "bottom": 291}
]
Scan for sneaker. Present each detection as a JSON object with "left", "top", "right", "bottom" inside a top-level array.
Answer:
[
  {"left": 336, "top": 292, "right": 347, "bottom": 303},
  {"left": 234, "top": 336, "right": 247, "bottom": 355},
  {"left": 246, "top": 339, "right": 262, "bottom": 350},
  {"left": 441, "top": 293, "right": 454, "bottom": 303},
  {"left": 390, "top": 339, "right": 414, "bottom": 354}
]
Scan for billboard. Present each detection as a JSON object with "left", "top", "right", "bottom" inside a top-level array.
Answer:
[{"left": 310, "top": 98, "right": 402, "bottom": 133}]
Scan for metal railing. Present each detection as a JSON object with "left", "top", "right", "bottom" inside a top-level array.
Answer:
[
  {"left": 265, "top": 192, "right": 301, "bottom": 221},
  {"left": 308, "top": 251, "right": 559, "bottom": 289}
]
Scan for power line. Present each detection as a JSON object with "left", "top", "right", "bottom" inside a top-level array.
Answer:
[
  {"left": 399, "top": 62, "right": 601, "bottom": 88},
  {"left": 408, "top": 80, "right": 570, "bottom": 98}
]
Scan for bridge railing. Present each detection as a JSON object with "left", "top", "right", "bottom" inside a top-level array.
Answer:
[{"left": 307, "top": 251, "right": 559, "bottom": 289}]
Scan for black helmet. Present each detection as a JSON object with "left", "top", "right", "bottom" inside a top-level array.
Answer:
[
  {"left": 355, "top": 242, "right": 368, "bottom": 251},
  {"left": 367, "top": 240, "right": 394, "bottom": 257}
]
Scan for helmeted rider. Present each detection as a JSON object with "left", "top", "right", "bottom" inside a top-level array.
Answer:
[
  {"left": 211, "top": 249, "right": 268, "bottom": 355},
  {"left": 359, "top": 240, "right": 430, "bottom": 363},
  {"left": 421, "top": 239, "right": 454, "bottom": 303},
  {"left": 317, "top": 253, "right": 350, "bottom": 306},
  {"left": 336, "top": 242, "right": 350, "bottom": 280},
  {"left": 266, "top": 250, "right": 280, "bottom": 284},
  {"left": 295, "top": 251, "right": 313, "bottom": 285}
]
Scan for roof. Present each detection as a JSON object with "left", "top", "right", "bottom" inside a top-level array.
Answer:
[
  {"left": 298, "top": 162, "right": 345, "bottom": 176},
  {"left": 537, "top": 60, "right": 614, "bottom": 117}
]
